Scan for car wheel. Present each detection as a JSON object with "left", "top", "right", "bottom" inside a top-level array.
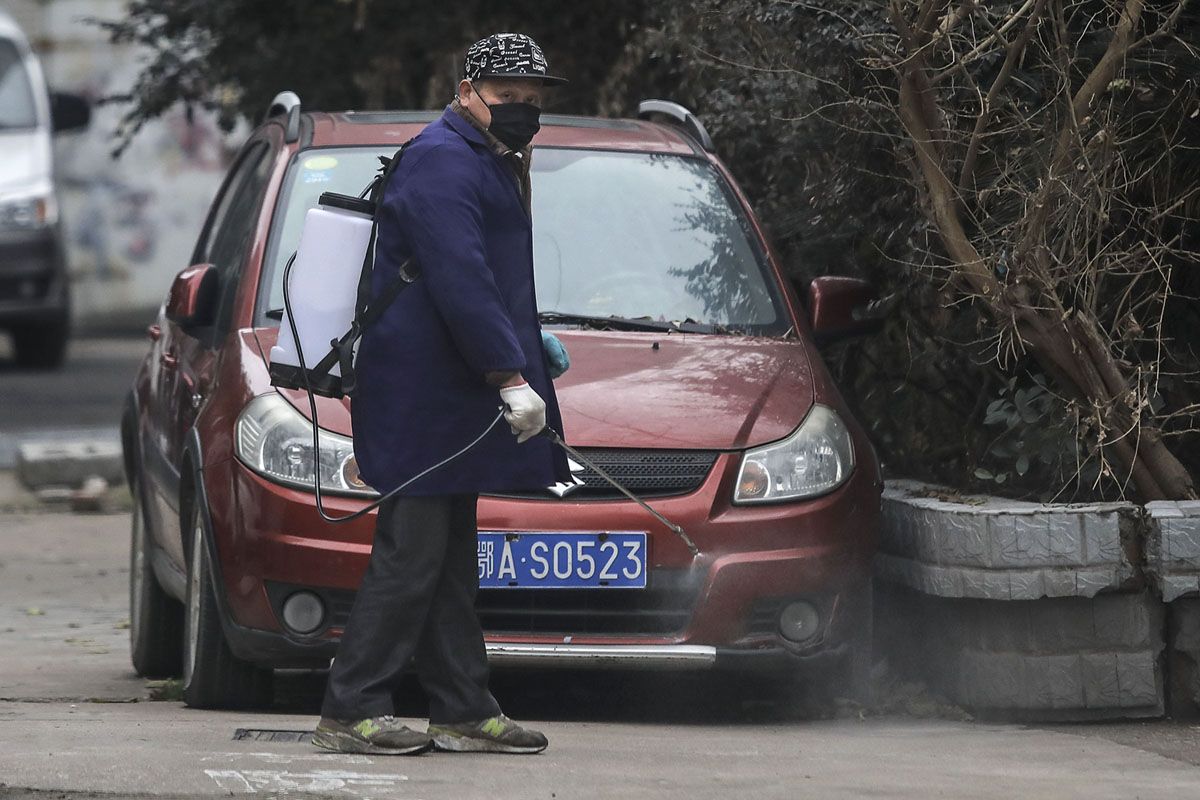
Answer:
[
  {"left": 129, "top": 477, "right": 183, "bottom": 677},
  {"left": 11, "top": 317, "right": 69, "bottom": 369},
  {"left": 182, "top": 499, "right": 273, "bottom": 709}
]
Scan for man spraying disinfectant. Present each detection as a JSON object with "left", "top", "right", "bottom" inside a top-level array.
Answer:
[{"left": 312, "top": 33, "right": 571, "bottom": 755}]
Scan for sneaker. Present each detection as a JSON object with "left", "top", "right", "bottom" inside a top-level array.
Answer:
[
  {"left": 312, "top": 716, "right": 433, "bottom": 755},
  {"left": 427, "top": 714, "right": 548, "bottom": 754}
]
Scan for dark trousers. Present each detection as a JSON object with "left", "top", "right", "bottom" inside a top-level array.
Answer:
[{"left": 320, "top": 492, "right": 501, "bottom": 724}]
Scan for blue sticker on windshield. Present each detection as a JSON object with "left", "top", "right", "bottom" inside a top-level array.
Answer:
[{"left": 303, "top": 170, "right": 331, "bottom": 184}]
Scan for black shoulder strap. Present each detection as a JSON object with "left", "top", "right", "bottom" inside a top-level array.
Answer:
[
  {"left": 310, "top": 140, "right": 419, "bottom": 395},
  {"left": 352, "top": 144, "right": 410, "bottom": 324}
]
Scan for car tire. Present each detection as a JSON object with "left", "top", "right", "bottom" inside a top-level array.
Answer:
[
  {"left": 129, "top": 477, "right": 183, "bottom": 677},
  {"left": 11, "top": 317, "right": 69, "bottom": 370},
  {"left": 182, "top": 499, "right": 273, "bottom": 710}
]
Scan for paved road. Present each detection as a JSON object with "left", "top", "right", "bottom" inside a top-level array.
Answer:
[
  {"left": 0, "top": 334, "right": 147, "bottom": 467},
  {"left": 4, "top": 511, "right": 1200, "bottom": 798}
]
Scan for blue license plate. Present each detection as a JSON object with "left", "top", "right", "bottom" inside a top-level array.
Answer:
[{"left": 476, "top": 531, "right": 647, "bottom": 589}]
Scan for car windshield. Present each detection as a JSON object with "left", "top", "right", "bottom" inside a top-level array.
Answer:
[
  {"left": 259, "top": 146, "right": 787, "bottom": 334},
  {"left": 0, "top": 40, "right": 37, "bottom": 130}
]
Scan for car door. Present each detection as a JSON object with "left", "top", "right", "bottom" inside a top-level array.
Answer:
[{"left": 145, "top": 139, "right": 274, "bottom": 566}]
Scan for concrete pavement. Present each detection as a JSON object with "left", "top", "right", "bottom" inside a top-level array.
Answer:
[
  {"left": 6, "top": 702, "right": 1200, "bottom": 800},
  {"left": 5, "top": 511, "right": 1200, "bottom": 798}
]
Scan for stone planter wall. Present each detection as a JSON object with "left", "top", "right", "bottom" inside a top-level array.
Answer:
[
  {"left": 1146, "top": 501, "right": 1200, "bottom": 716},
  {"left": 876, "top": 480, "right": 1164, "bottom": 720},
  {"left": 878, "top": 480, "right": 1140, "bottom": 600}
]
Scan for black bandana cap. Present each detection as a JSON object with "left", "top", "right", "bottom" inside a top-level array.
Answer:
[{"left": 463, "top": 33, "right": 567, "bottom": 86}]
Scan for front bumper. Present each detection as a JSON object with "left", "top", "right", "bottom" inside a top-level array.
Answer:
[
  {"left": 485, "top": 642, "right": 716, "bottom": 668},
  {"left": 213, "top": 614, "right": 845, "bottom": 673},
  {"left": 202, "top": 446, "right": 879, "bottom": 671},
  {"left": 0, "top": 226, "right": 68, "bottom": 325}
]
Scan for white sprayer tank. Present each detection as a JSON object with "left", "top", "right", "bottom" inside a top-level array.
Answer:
[{"left": 270, "top": 192, "right": 375, "bottom": 380}]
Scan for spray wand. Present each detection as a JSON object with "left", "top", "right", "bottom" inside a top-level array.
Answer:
[{"left": 539, "top": 426, "right": 700, "bottom": 557}]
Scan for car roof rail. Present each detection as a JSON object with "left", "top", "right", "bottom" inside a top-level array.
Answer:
[
  {"left": 636, "top": 100, "right": 714, "bottom": 152},
  {"left": 266, "top": 90, "right": 302, "bottom": 143}
]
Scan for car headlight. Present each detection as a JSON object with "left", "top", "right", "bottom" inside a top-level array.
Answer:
[
  {"left": 0, "top": 192, "right": 57, "bottom": 230},
  {"left": 235, "top": 393, "right": 377, "bottom": 497},
  {"left": 733, "top": 404, "right": 854, "bottom": 503}
]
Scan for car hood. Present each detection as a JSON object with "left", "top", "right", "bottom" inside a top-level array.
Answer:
[
  {"left": 252, "top": 328, "right": 814, "bottom": 450},
  {"left": 0, "top": 130, "right": 51, "bottom": 196}
]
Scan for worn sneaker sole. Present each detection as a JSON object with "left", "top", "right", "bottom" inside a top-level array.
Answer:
[
  {"left": 312, "top": 728, "right": 433, "bottom": 756},
  {"left": 429, "top": 731, "right": 547, "bottom": 754}
]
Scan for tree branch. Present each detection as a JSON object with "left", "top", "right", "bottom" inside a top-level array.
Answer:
[{"left": 958, "top": 0, "right": 1049, "bottom": 192}]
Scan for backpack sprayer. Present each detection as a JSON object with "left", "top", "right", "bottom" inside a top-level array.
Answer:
[{"left": 266, "top": 146, "right": 699, "bottom": 557}]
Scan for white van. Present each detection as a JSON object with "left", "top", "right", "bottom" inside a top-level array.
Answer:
[{"left": 0, "top": 10, "right": 88, "bottom": 368}]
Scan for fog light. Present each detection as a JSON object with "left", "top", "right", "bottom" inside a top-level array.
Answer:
[
  {"left": 778, "top": 601, "right": 820, "bottom": 643},
  {"left": 282, "top": 591, "right": 325, "bottom": 634}
]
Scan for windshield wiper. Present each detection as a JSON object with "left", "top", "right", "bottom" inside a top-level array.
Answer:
[
  {"left": 538, "top": 311, "right": 718, "bottom": 334},
  {"left": 265, "top": 306, "right": 723, "bottom": 333}
]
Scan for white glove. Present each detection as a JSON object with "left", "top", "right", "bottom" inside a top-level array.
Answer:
[{"left": 499, "top": 382, "right": 547, "bottom": 444}]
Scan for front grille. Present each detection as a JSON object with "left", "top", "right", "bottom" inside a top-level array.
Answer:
[
  {"left": 282, "top": 569, "right": 699, "bottom": 638},
  {"left": 490, "top": 448, "right": 719, "bottom": 500}
]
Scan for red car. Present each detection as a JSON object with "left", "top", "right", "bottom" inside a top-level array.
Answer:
[{"left": 122, "top": 94, "right": 883, "bottom": 709}]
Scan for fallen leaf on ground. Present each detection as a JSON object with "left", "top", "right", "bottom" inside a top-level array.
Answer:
[
  {"left": 113, "top": 618, "right": 130, "bottom": 630},
  {"left": 25, "top": 607, "right": 44, "bottom": 616}
]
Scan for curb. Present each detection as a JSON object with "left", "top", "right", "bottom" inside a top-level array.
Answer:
[{"left": 15, "top": 440, "right": 125, "bottom": 491}]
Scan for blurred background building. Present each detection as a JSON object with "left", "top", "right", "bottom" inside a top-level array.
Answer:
[{"left": 6, "top": 0, "right": 242, "bottom": 331}]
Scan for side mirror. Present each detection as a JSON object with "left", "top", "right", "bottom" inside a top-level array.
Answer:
[
  {"left": 165, "top": 264, "right": 219, "bottom": 330},
  {"left": 49, "top": 91, "right": 91, "bottom": 133},
  {"left": 806, "top": 276, "right": 883, "bottom": 346}
]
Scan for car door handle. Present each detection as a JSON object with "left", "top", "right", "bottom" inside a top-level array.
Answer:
[
  {"left": 147, "top": 324, "right": 162, "bottom": 341},
  {"left": 159, "top": 352, "right": 178, "bottom": 369}
]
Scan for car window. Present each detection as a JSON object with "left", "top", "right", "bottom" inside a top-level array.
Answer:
[
  {"left": 0, "top": 40, "right": 37, "bottom": 130},
  {"left": 187, "top": 141, "right": 273, "bottom": 343},
  {"left": 258, "top": 146, "right": 787, "bottom": 334},
  {"left": 192, "top": 142, "right": 267, "bottom": 267},
  {"left": 212, "top": 143, "right": 274, "bottom": 339},
  {"left": 203, "top": 142, "right": 272, "bottom": 273}
]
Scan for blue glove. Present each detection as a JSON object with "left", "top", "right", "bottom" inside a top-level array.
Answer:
[{"left": 541, "top": 331, "right": 570, "bottom": 379}]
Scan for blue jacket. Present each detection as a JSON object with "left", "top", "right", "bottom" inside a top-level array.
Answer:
[{"left": 351, "top": 107, "right": 569, "bottom": 495}]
